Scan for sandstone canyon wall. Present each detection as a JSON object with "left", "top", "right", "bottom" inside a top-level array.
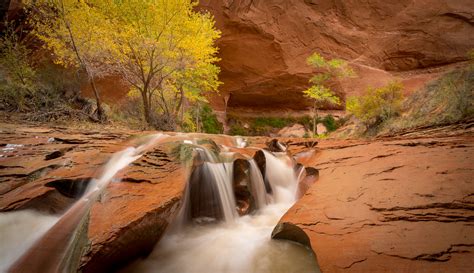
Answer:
[
  {"left": 200, "top": 0, "right": 474, "bottom": 114},
  {"left": 3, "top": 0, "right": 474, "bottom": 116}
]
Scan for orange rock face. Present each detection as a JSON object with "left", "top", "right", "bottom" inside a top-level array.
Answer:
[
  {"left": 200, "top": 0, "right": 474, "bottom": 112},
  {"left": 0, "top": 123, "right": 187, "bottom": 272},
  {"left": 277, "top": 127, "right": 474, "bottom": 272}
]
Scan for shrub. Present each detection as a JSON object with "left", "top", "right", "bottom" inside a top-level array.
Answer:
[
  {"left": 200, "top": 104, "right": 223, "bottom": 134},
  {"left": 346, "top": 81, "right": 404, "bottom": 128},
  {"left": 320, "top": 115, "right": 338, "bottom": 132},
  {"left": 253, "top": 117, "right": 289, "bottom": 129},
  {"left": 229, "top": 124, "right": 247, "bottom": 136},
  {"left": 0, "top": 22, "right": 37, "bottom": 111},
  {"left": 384, "top": 67, "right": 473, "bottom": 133}
]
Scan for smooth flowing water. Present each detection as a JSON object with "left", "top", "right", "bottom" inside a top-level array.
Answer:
[
  {"left": 0, "top": 210, "right": 59, "bottom": 272},
  {"left": 2, "top": 135, "right": 319, "bottom": 273},
  {"left": 248, "top": 159, "right": 268, "bottom": 209},
  {"left": 122, "top": 146, "right": 320, "bottom": 273}
]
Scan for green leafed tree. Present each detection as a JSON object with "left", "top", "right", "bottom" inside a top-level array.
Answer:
[{"left": 303, "top": 53, "right": 354, "bottom": 135}]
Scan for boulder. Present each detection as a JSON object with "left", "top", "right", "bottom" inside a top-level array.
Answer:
[
  {"left": 233, "top": 159, "right": 252, "bottom": 215},
  {"left": 278, "top": 124, "right": 307, "bottom": 138},
  {"left": 316, "top": 123, "right": 328, "bottom": 135}
]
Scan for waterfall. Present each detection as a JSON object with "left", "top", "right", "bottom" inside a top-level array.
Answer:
[
  {"left": 122, "top": 143, "right": 319, "bottom": 273},
  {"left": 248, "top": 159, "right": 268, "bottom": 209},
  {"left": 0, "top": 211, "right": 59, "bottom": 272},
  {"left": 203, "top": 162, "right": 237, "bottom": 223},
  {"left": 262, "top": 150, "right": 297, "bottom": 204}
]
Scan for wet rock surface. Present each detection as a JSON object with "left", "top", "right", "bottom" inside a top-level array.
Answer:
[
  {"left": 2, "top": 121, "right": 473, "bottom": 273},
  {"left": 277, "top": 128, "right": 474, "bottom": 272},
  {"left": 0, "top": 123, "right": 186, "bottom": 272}
]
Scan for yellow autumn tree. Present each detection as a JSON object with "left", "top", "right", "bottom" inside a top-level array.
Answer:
[
  {"left": 94, "top": 0, "right": 221, "bottom": 130},
  {"left": 28, "top": 0, "right": 113, "bottom": 121},
  {"left": 28, "top": 0, "right": 221, "bottom": 128}
]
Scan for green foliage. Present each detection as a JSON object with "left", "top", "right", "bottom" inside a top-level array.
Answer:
[
  {"left": 253, "top": 117, "right": 289, "bottom": 129},
  {"left": 180, "top": 110, "right": 197, "bottom": 132},
  {"left": 229, "top": 124, "right": 248, "bottom": 136},
  {"left": 227, "top": 115, "right": 319, "bottom": 136},
  {"left": 170, "top": 143, "right": 195, "bottom": 165},
  {"left": 0, "top": 21, "right": 36, "bottom": 111},
  {"left": 303, "top": 52, "right": 354, "bottom": 107},
  {"left": 346, "top": 81, "right": 404, "bottom": 128},
  {"left": 304, "top": 52, "right": 354, "bottom": 135},
  {"left": 199, "top": 104, "right": 223, "bottom": 134},
  {"left": 320, "top": 115, "right": 338, "bottom": 132}
]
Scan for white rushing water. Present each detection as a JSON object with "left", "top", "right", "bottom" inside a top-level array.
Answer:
[
  {"left": 263, "top": 150, "right": 298, "bottom": 204},
  {"left": 87, "top": 134, "right": 167, "bottom": 199},
  {"left": 203, "top": 162, "right": 238, "bottom": 223},
  {"left": 0, "top": 210, "right": 59, "bottom": 272},
  {"left": 122, "top": 147, "right": 319, "bottom": 273},
  {"left": 248, "top": 159, "right": 268, "bottom": 209}
]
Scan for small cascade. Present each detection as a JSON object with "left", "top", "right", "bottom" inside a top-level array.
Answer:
[
  {"left": 262, "top": 150, "right": 298, "bottom": 204},
  {"left": 248, "top": 159, "right": 268, "bottom": 209},
  {"left": 123, "top": 139, "right": 319, "bottom": 273},
  {"left": 195, "top": 147, "right": 218, "bottom": 163},
  {"left": 210, "top": 162, "right": 237, "bottom": 222}
]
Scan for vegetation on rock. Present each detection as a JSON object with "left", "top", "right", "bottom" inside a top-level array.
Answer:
[
  {"left": 227, "top": 115, "right": 343, "bottom": 136},
  {"left": 381, "top": 67, "right": 474, "bottom": 134}
]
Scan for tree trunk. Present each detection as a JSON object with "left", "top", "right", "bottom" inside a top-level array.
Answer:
[
  {"left": 312, "top": 102, "right": 317, "bottom": 136},
  {"left": 89, "top": 76, "right": 105, "bottom": 122},
  {"left": 141, "top": 90, "right": 151, "bottom": 125},
  {"left": 196, "top": 103, "right": 200, "bottom": 133},
  {"left": 59, "top": 2, "right": 106, "bottom": 123}
]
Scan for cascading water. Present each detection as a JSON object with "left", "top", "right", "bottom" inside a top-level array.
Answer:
[
  {"left": 122, "top": 141, "right": 320, "bottom": 273},
  {"left": 201, "top": 162, "right": 237, "bottom": 223},
  {"left": 2, "top": 134, "right": 319, "bottom": 273},
  {"left": 262, "top": 150, "right": 298, "bottom": 204},
  {"left": 248, "top": 159, "right": 268, "bottom": 209}
]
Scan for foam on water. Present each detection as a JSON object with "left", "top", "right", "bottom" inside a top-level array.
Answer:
[
  {"left": 122, "top": 145, "right": 319, "bottom": 273},
  {"left": 0, "top": 210, "right": 59, "bottom": 272},
  {"left": 122, "top": 202, "right": 319, "bottom": 273}
]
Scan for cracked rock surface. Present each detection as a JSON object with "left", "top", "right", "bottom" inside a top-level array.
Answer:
[
  {"left": 280, "top": 131, "right": 474, "bottom": 272},
  {"left": 0, "top": 123, "right": 187, "bottom": 272}
]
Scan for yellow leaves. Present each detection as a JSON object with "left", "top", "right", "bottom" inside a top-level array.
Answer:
[
  {"left": 346, "top": 81, "right": 404, "bottom": 125},
  {"left": 29, "top": 0, "right": 221, "bottom": 122},
  {"left": 303, "top": 85, "right": 341, "bottom": 106}
]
